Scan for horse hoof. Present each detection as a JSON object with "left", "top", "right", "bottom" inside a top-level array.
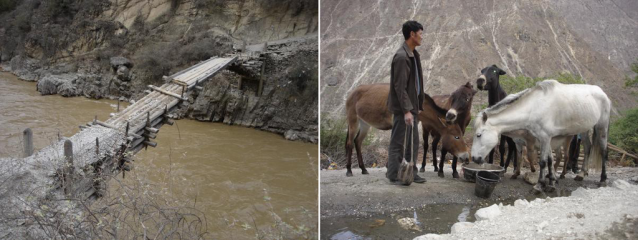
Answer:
[
  {"left": 452, "top": 172, "right": 459, "bottom": 179},
  {"left": 574, "top": 175, "right": 584, "bottom": 181},
  {"left": 362, "top": 169, "right": 369, "bottom": 175},
  {"left": 598, "top": 181, "right": 607, "bottom": 187},
  {"left": 531, "top": 168, "right": 536, "bottom": 173},
  {"left": 532, "top": 184, "right": 543, "bottom": 194},
  {"left": 511, "top": 174, "right": 519, "bottom": 180},
  {"left": 438, "top": 171, "right": 444, "bottom": 178},
  {"left": 346, "top": 172, "right": 353, "bottom": 177},
  {"left": 544, "top": 185, "right": 556, "bottom": 193},
  {"left": 434, "top": 168, "right": 439, "bottom": 172},
  {"left": 559, "top": 175, "right": 565, "bottom": 179},
  {"left": 419, "top": 168, "right": 425, "bottom": 173}
]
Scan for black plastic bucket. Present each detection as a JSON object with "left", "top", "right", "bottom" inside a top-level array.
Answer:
[{"left": 475, "top": 171, "right": 500, "bottom": 198}]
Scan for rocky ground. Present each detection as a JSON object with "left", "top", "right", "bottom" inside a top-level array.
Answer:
[
  {"left": 321, "top": 164, "right": 638, "bottom": 238},
  {"left": 415, "top": 179, "right": 638, "bottom": 240}
]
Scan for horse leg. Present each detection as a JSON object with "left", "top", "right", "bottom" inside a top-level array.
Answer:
[
  {"left": 438, "top": 149, "right": 447, "bottom": 178},
  {"left": 354, "top": 120, "right": 371, "bottom": 175},
  {"left": 452, "top": 156, "right": 459, "bottom": 178},
  {"left": 499, "top": 136, "right": 507, "bottom": 167},
  {"left": 420, "top": 130, "right": 430, "bottom": 172},
  {"left": 432, "top": 136, "right": 440, "bottom": 172},
  {"left": 534, "top": 138, "right": 552, "bottom": 193},
  {"left": 576, "top": 131, "right": 591, "bottom": 181},
  {"left": 504, "top": 137, "right": 515, "bottom": 172},
  {"left": 553, "top": 145, "right": 562, "bottom": 177},
  {"left": 512, "top": 139, "right": 524, "bottom": 179},
  {"left": 345, "top": 117, "right": 359, "bottom": 177},
  {"left": 488, "top": 148, "right": 495, "bottom": 164},
  {"left": 527, "top": 138, "right": 537, "bottom": 172},
  {"left": 560, "top": 139, "right": 571, "bottom": 179}
]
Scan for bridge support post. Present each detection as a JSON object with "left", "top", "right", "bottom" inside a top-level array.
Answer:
[
  {"left": 64, "top": 140, "right": 74, "bottom": 197},
  {"left": 23, "top": 128, "right": 33, "bottom": 157},
  {"left": 258, "top": 43, "right": 267, "bottom": 97}
]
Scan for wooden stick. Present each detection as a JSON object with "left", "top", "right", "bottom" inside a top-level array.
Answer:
[
  {"left": 23, "top": 128, "right": 33, "bottom": 157},
  {"left": 95, "top": 120, "right": 118, "bottom": 130},
  {"left": 144, "top": 141, "right": 158, "bottom": 148}
]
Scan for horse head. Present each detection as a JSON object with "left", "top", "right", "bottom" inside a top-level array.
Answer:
[
  {"left": 446, "top": 82, "right": 478, "bottom": 123},
  {"left": 476, "top": 65, "right": 506, "bottom": 91},
  {"left": 470, "top": 112, "right": 500, "bottom": 164},
  {"left": 437, "top": 117, "right": 470, "bottom": 163}
]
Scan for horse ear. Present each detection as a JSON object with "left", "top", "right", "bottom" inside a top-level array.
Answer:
[
  {"left": 492, "top": 64, "right": 498, "bottom": 68},
  {"left": 498, "top": 69, "right": 507, "bottom": 75},
  {"left": 482, "top": 113, "right": 488, "bottom": 123},
  {"left": 472, "top": 89, "right": 478, "bottom": 95},
  {"left": 438, "top": 117, "right": 448, "bottom": 127}
]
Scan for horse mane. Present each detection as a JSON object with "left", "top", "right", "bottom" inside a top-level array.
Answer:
[
  {"left": 482, "top": 79, "right": 559, "bottom": 117},
  {"left": 424, "top": 93, "right": 448, "bottom": 117}
]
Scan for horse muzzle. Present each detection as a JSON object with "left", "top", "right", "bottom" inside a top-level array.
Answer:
[
  {"left": 458, "top": 152, "right": 470, "bottom": 163},
  {"left": 476, "top": 77, "right": 486, "bottom": 90},
  {"left": 472, "top": 156, "right": 484, "bottom": 164},
  {"left": 445, "top": 111, "right": 457, "bottom": 123}
]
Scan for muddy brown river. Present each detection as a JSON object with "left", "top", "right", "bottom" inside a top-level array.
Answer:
[{"left": 0, "top": 71, "right": 318, "bottom": 238}]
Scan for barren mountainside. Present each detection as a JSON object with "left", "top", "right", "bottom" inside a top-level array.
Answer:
[{"left": 320, "top": 0, "right": 638, "bottom": 115}]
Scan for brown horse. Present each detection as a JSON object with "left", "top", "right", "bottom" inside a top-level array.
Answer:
[
  {"left": 344, "top": 83, "right": 469, "bottom": 177},
  {"left": 420, "top": 82, "right": 477, "bottom": 178}
]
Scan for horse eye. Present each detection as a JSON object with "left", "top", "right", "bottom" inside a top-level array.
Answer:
[
  {"left": 455, "top": 136, "right": 460, "bottom": 139},
  {"left": 477, "top": 133, "right": 482, "bottom": 138}
]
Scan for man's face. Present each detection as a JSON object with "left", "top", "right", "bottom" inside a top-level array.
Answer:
[{"left": 411, "top": 30, "right": 423, "bottom": 46}]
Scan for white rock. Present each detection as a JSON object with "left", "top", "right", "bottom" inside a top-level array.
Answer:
[
  {"left": 611, "top": 179, "right": 632, "bottom": 190},
  {"left": 413, "top": 234, "right": 443, "bottom": 240},
  {"left": 475, "top": 204, "right": 502, "bottom": 221},
  {"left": 451, "top": 222, "right": 475, "bottom": 234},
  {"left": 524, "top": 172, "right": 538, "bottom": 185},
  {"left": 398, "top": 217, "right": 421, "bottom": 231},
  {"left": 536, "top": 220, "right": 549, "bottom": 232},
  {"left": 571, "top": 187, "right": 590, "bottom": 198},
  {"left": 514, "top": 199, "right": 529, "bottom": 207}
]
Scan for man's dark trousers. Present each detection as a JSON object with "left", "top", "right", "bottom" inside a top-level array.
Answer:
[{"left": 386, "top": 113, "right": 419, "bottom": 180}]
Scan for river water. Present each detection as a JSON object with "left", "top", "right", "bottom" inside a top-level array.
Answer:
[{"left": 0, "top": 71, "right": 318, "bottom": 238}]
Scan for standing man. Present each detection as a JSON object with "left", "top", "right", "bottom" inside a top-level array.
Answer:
[{"left": 386, "top": 20, "right": 426, "bottom": 185}]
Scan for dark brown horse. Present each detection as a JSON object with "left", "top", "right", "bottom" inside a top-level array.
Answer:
[
  {"left": 420, "top": 82, "right": 477, "bottom": 178},
  {"left": 344, "top": 83, "right": 469, "bottom": 177}
]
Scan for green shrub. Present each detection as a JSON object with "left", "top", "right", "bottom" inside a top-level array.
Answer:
[
  {"left": 320, "top": 114, "right": 347, "bottom": 157},
  {"left": 625, "top": 59, "right": 638, "bottom": 88},
  {"left": 500, "top": 72, "right": 584, "bottom": 93},
  {"left": 609, "top": 107, "right": 638, "bottom": 155}
]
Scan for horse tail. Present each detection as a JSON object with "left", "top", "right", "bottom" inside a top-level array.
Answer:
[{"left": 589, "top": 99, "right": 611, "bottom": 173}]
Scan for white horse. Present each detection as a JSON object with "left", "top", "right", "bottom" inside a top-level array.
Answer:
[{"left": 471, "top": 80, "right": 611, "bottom": 192}]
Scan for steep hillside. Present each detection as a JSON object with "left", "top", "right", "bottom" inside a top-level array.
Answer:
[
  {"left": 0, "top": 0, "right": 318, "bottom": 142},
  {"left": 320, "top": 0, "right": 638, "bottom": 115}
]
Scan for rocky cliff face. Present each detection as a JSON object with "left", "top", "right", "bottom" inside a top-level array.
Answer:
[
  {"left": 320, "top": 0, "right": 638, "bottom": 115},
  {"left": 0, "top": 0, "right": 318, "bottom": 142}
]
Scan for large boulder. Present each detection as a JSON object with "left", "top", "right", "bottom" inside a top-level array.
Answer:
[{"left": 37, "top": 74, "right": 80, "bottom": 97}]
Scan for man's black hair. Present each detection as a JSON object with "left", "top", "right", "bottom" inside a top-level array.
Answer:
[{"left": 402, "top": 20, "right": 423, "bottom": 40}]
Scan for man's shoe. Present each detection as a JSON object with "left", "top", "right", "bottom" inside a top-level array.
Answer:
[{"left": 414, "top": 174, "right": 426, "bottom": 183}]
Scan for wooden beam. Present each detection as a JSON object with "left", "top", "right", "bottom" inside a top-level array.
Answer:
[{"left": 148, "top": 85, "right": 188, "bottom": 101}]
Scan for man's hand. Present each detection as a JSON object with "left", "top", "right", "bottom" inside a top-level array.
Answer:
[{"left": 404, "top": 112, "right": 413, "bottom": 126}]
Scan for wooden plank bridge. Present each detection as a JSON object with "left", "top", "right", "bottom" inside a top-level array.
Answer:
[
  {"left": 91, "top": 56, "right": 237, "bottom": 155},
  {"left": 8, "top": 55, "right": 239, "bottom": 200}
]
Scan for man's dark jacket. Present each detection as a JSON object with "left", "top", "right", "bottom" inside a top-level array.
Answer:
[{"left": 387, "top": 42, "right": 424, "bottom": 115}]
